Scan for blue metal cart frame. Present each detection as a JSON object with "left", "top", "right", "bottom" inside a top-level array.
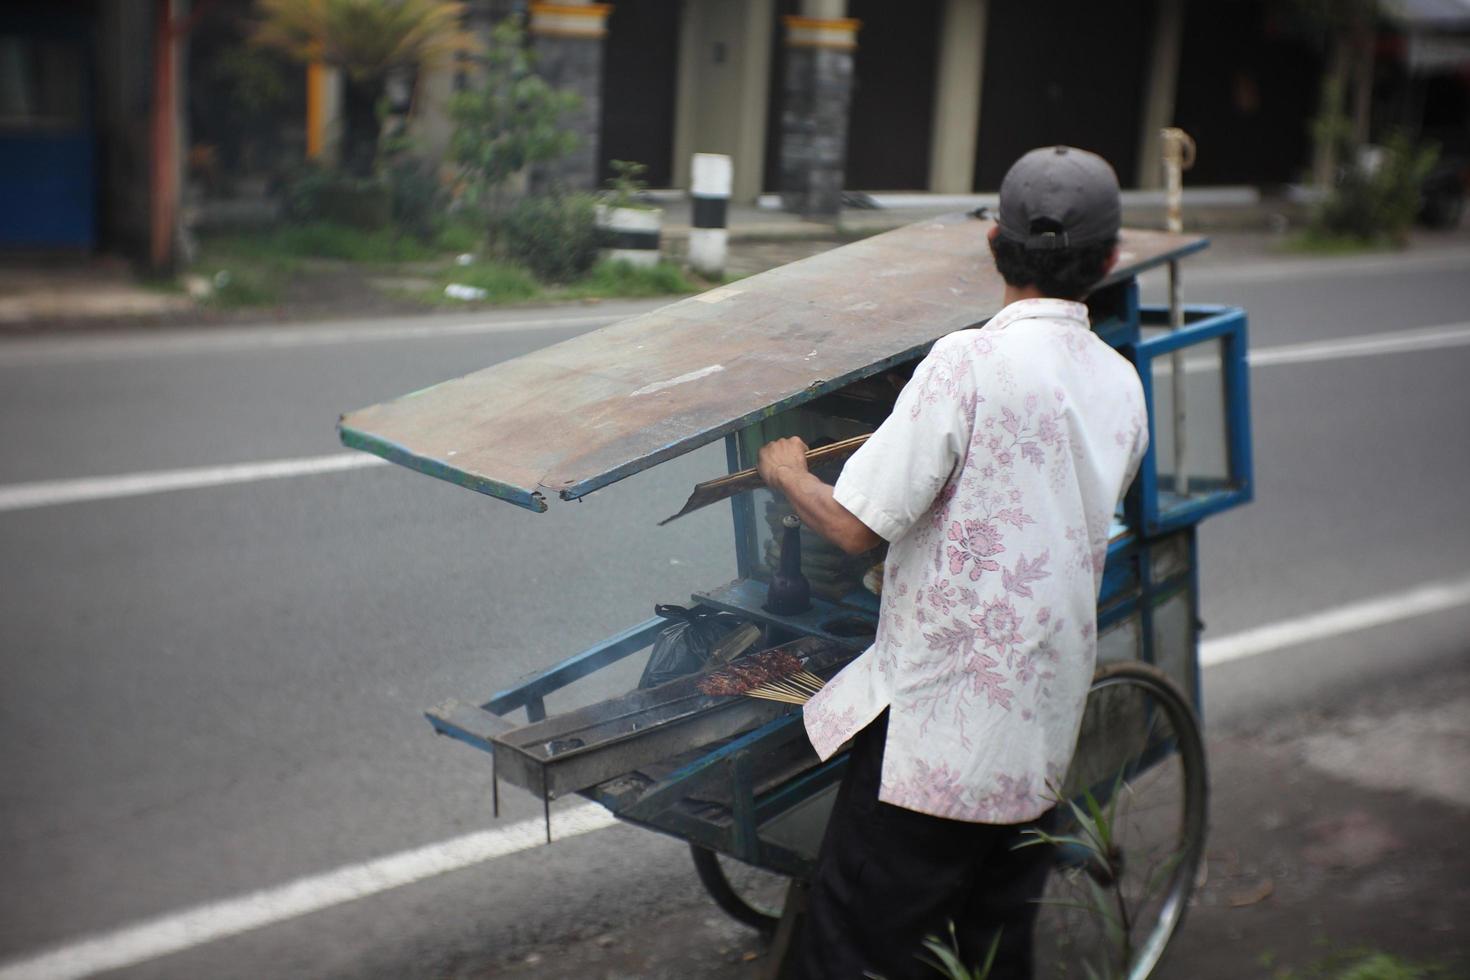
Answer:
[
  {"left": 423, "top": 289, "right": 1252, "bottom": 879},
  {"left": 339, "top": 215, "right": 1252, "bottom": 972}
]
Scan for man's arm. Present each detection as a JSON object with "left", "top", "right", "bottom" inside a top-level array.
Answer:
[{"left": 757, "top": 437, "right": 883, "bottom": 556}]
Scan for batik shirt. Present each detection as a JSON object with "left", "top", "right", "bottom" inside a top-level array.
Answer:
[{"left": 803, "top": 298, "right": 1149, "bottom": 824}]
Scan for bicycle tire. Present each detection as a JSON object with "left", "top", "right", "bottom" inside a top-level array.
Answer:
[{"left": 1036, "top": 660, "right": 1208, "bottom": 979}]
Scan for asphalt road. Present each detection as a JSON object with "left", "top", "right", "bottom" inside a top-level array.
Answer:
[{"left": 1, "top": 236, "right": 1468, "bottom": 979}]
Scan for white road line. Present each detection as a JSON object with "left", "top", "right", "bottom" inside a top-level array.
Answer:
[
  {"left": 1156, "top": 319, "right": 1470, "bottom": 376},
  {"left": 5, "top": 317, "right": 1470, "bottom": 515},
  {"left": 1247, "top": 319, "right": 1470, "bottom": 367},
  {"left": 0, "top": 310, "right": 635, "bottom": 367},
  {"left": 1200, "top": 574, "right": 1470, "bottom": 667},
  {"left": 0, "top": 454, "right": 386, "bottom": 514},
  {"left": 1139, "top": 245, "right": 1470, "bottom": 286},
  {"left": 0, "top": 576, "right": 1466, "bottom": 978},
  {"left": 0, "top": 803, "right": 619, "bottom": 980}
]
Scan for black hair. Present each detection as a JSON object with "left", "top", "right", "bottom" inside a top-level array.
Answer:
[{"left": 989, "top": 219, "right": 1117, "bottom": 301}]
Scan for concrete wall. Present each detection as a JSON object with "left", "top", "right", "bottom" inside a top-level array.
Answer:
[
  {"left": 673, "top": 0, "right": 774, "bottom": 203},
  {"left": 95, "top": 0, "right": 158, "bottom": 260}
]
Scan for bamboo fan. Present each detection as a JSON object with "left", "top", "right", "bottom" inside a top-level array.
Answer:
[
  {"left": 697, "top": 649, "right": 827, "bottom": 705},
  {"left": 659, "top": 434, "right": 872, "bottom": 526}
]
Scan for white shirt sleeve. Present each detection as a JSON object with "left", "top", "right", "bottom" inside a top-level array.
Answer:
[{"left": 833, "top": 334, "right": 972, "bottom": 543}]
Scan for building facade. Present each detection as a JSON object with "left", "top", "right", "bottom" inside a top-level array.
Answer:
[{"left": 484, "top": 0, "right": 1334, "bottom": 213}]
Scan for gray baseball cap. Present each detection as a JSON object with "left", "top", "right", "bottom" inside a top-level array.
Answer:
[{"left": 996, "top": 146, "right": 1121, "bottom": 251}]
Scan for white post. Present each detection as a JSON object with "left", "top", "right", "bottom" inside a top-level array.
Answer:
[
  {"left": 1162, "top": 127, "right": 1195, "bottom": 498},
  {"left": 689, "top": 153, "right": 732, "bottom": 279},
  {"left": 927, "top": 0, "right": 986, "bottom": 194}
]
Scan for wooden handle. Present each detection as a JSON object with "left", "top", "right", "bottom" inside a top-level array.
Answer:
[{"left": 659, "top": 433, "right": 871, "bottom": 525}]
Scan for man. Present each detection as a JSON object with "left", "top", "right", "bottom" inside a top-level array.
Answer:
[{"left": 756, "top": 146, "right": 1149, "bottom": 979}]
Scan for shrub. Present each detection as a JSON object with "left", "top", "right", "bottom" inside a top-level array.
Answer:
[
  {"left": 495, "top": 193, "right": 599, "bottom": 282},
  {"left": 386, "top": 156, "right": 445, "bottom": 241},
  {"left": 1311, "top": 132, "right": 1439, "bottom": 245},
  {"left": 283, "top": 166, "right": 392, "bottom": 230}
]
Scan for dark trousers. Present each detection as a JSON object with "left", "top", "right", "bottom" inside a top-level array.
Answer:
[{"left": 796, "top": 711, "right": 1056, "bottom": 980}]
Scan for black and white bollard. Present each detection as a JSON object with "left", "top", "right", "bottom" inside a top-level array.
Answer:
[
  {"left": 689, "top": 153, "right": 731, "bottom": 279},
  {"left": 596, "top": 203, "right": 662, "bottom": 269}
]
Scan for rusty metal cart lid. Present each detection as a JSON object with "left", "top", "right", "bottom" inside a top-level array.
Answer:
[{"left": 338, "top": 214, "right": 1206, "bottom": 513}]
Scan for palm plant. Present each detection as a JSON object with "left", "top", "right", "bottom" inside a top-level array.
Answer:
[{"left": 253, "top": 0, "right": 479, "bottom": 175}]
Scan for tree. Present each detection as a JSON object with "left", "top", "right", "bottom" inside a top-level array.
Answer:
[
  {"left": 252, "top": 0, "right": 478, "bottom": 176},
  {"left": 1284, "top": 0, "right": 1379, "bottom": 186},
  {"left": 447, "top": 18, "right": 580, "bottom": 213}
]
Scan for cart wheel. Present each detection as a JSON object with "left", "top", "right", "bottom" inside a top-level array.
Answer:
[
  {"left": 1035, "top": 661, "right": 1208, "bottom": 980},
  {"left": 690, "top": 844, "right": 789, "bottom": 933}
]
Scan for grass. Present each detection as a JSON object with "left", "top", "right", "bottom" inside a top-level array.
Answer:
[
  {"left": 202, "top": 222, "right": 436, "bottom": 264},
  {"left": 200, "top": 266, "right": 287, "bottom": 309},
  {"left": 432, "top": 258, "right": 700, "bottom": 307},
  {"left": 188, "top": 223, "right": 705, "bottom": 310},
  {"left": 440, "top": 260, "right": 541, "bottom": 303},
  {"left": 563, "top": 260, "right": 698, "bottom": 299},
  {"left": 1271, "top": 949, "right": 1456, "bottom": 980},
  {"left": 433, "top": 219, "right": 483, "bottom": 255},
  {"left": 1279, "top": 230, "right": 1405, "bottom": 256}
]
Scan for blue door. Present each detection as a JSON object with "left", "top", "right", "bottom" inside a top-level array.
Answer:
[{"left": 0, "top": 17, "right": 95, "bottom": 250}]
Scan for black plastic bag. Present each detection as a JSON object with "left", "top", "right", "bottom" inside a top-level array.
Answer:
[{"left": 638, "top": 604, "right": 746, "bottom": 689}]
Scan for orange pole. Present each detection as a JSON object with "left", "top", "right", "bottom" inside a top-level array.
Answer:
[
  {"left": 306, "top": 58, "right": 326, "bottom": 160},
  {"left": 307, "top": 64, "right": 324, "bottom": 160}
]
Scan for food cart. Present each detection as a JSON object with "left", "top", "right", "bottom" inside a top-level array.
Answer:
[{"left": 338, "top": 212, "right": 1253, "bottom": 978}]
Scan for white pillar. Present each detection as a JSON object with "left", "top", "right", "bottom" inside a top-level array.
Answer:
[
  {"left": 928, "top": 0, "right": 986, "bottom": 193},
  {"left": 671, "top": 0, "right": 773, "bottom": 204},
  {"left": 736, "top": 0, "right": 774, "bottom": 203},
  {"left": 689, "top": 153, "right": 732, "bottom": 277},
  {"left": 1136, "top": 0, "right": 1185, "bottom": 189}
]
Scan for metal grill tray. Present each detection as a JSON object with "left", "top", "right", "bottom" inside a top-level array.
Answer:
[{"left": 481, "top": 636, "right": 854, "bottom": 801}]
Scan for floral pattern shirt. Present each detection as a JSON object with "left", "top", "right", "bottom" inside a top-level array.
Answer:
[{"left": 803, "top": 298, "right": 1149, "bottom": 824}]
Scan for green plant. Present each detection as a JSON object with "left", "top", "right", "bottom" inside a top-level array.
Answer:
[
  {"left": 495, "top": 193, "right": 600, "bottom": 282},
  {"left": 448, "top": 18, "right": 580, "bottom": 212},
  {"left": 1310, "top": 132, "right": 1439, "bottom": 245},
  {"left": 602, "top": 159, "right": 653, "bottom": 211},
  {"left": 916, "top": 922, "right": 1001, "bottom": 980},
  {"left": 1015, "top": 774, "right": 1148, "bottom": 980},
  {"left": 253, "top": 0, "right": 478, "bottom": 176}
]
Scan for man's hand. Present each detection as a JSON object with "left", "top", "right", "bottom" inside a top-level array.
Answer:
[
  {"left": 757, "top": 436, "right": 810, "bottom": 493},
  {"left": 756, "top": 436, "right": 883, "bottom": 556}
]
